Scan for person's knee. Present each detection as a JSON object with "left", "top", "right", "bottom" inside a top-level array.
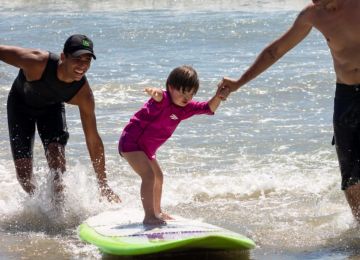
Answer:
[
  {"left": 57, "top": 131, "right": 69, "bottom": 146},
  {"left": 42, "top": 132, "right": 69, "bottom": 151},
  {"left": 141, "top": 171, "right": 156, "bottom": 185},
  {"left": 154, "top": 170, "right": 164, "bottom": 183},
  {"left": 342, "top": 176, "right": 360, "bottom": 191},
  {"left": 345, "top": 182, "right": 360, "bottom": 193}
]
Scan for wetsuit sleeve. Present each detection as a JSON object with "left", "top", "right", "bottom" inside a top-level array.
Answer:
[
  {"left": 181, "top": 101, "right": 214, "bottom": 120},
  {"left": 130, "top": 91, "right": 167, "bottom": 129}
]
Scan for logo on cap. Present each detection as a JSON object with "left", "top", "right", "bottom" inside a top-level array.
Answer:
[{"left": 82, "top": 39, "right": 90, "bottom": 47}]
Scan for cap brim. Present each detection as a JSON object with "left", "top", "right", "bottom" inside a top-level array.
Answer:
[{"left": 71, "top": 50, "right": 96, "bottom": 60}]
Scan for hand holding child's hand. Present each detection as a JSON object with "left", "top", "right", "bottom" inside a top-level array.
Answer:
[
  {"left": 144, "top": 87, "right": 163, "bottom": 102},
  {"left": 218, "top": 77, "right": 240, "bottom": 92}
]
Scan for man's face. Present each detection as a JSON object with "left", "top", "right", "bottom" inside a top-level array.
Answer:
[{"left": 64, "top": 53, "right": 92, "bottom": 81}]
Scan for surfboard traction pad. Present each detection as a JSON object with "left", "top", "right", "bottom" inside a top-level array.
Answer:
[{"left": 79, "top": 215, "right": 255, "bottom": 256}]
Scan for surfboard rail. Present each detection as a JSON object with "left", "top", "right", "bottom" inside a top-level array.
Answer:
[{"left": 78, "top": 213, "right": 255, "bottom": 256}]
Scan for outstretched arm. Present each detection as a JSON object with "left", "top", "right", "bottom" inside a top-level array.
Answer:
[
  {"left": 220, "top": 7, "right": 313, "bottom": 92},
  {"left": 0, "top": 45, "right": 48, "bottom": 81},
  {"left": 69, "top": 82, "right": 121, "bottom": 203}
]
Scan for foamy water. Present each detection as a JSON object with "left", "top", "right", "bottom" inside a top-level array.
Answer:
[
  {"left": 0, "top": 0, "right": 357, "bottom": 259},
  {"left": 1, "top": 0, "right": 308, "bottom": 12}
]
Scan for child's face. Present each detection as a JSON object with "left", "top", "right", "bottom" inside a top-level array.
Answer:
[{"left": 169, "top": 85, "right": 196, "bottom": 107}]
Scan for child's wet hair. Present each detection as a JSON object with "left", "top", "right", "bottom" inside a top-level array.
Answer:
[{"left": 166, "top": 65, "right": 199, "bottom": 94}]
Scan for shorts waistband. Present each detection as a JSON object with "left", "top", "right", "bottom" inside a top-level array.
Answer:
[{"left": 336, "top": 83, "right": 360, "bottom": 96}]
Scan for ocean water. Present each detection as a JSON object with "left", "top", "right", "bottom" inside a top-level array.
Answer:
[{"left": 0, "top": 0, "right": 357, "bottom": 259}]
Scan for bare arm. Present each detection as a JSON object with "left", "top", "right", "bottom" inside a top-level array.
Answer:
[
  {"left": 0, "top": 45, "right": 48, "bottom": 81},
  {"left": 208, "top": 85, "right": 229, "bottom": 112},
  {"left": 220, "top": 8, "right": 314, "bottom": 92},
  {"left": 69, "top": 82, "right": 121, "bottom": 203}
]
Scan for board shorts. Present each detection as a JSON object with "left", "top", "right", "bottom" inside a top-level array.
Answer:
[
  {"left": 333, "top": 83, "right": 360, "bottom": 190},
  {"left": 118, "top": 131, "right": 155, "bottom": 160},
  {"left": 7, "top": 88, "right": 69, "bottom": 160}
]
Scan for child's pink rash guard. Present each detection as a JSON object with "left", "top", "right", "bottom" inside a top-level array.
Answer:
[{"left": 119, "top": 90, "right": 214, "bottom": 160}]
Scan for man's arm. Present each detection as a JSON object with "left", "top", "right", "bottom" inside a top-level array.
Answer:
[
  {"left": 220, "top": 7, "right": 314, "bottom": 92},
  {"left": 0, "top": 45, "right": 47, "bottom": 80},
  {"left": 69, "top": 82, "right": 121, "bottom": 203}
]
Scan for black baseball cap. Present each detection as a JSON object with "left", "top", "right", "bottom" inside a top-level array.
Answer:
[{"left": 63, "top": 34, "right": 96, "bottom": 59}]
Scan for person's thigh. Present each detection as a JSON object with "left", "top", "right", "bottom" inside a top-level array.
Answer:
[
  {"left": 334, "top": 95, "right": 360, "bottom": 190},
  {"left": 7, "top": 91, "right": 36, "bottom": 160},
  {"left": 149, "top": 159, "right": 163, "bottom": 180},
  {"left": 37, "top": 103, "right": 69, "bottom": 150},
  {"left": 122, "top": 151, "right": 154, "bottom": 179}
]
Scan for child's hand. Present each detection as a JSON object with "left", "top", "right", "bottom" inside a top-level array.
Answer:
[
  {"left": 144, "top": 87, "right": 163, "bottom": 102},
  {"left": 216, "top": 85, "right": 230, "bottom": 101}
]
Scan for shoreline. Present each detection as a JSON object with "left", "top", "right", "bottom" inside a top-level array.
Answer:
[{"left": 0, "top": 229, "right": 357, "bottom": 260}]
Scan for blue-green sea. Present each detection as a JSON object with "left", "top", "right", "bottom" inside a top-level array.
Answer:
[{"left": 1, "top": 0, "right": 358, "bottom": 259}]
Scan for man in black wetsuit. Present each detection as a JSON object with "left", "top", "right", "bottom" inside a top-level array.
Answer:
[{"left": 0, "top": 34, "right": 121, "bottom": 203}]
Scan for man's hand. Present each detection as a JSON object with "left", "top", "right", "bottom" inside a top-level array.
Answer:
[
  {"left": 100, "top": 183, "right": 122, "bottom": 203},
  {"left": 218, "top": 77, "right": 241, "bottom": 93}
]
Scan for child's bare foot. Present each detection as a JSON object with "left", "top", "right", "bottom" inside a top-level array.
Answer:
[
  {"left": 143, "top": 216, "right": 166, "bottom": 226},
  {"left": 158, "top": 212, "right": 174, "bottom": 220}
]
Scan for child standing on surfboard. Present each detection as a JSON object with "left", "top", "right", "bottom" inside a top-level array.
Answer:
[{"left": 118, "top": 65, "right": 228, "bottom": 225}]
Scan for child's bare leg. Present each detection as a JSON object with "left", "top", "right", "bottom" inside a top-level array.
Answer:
[
  {"left": 122, "top": 151, "right": 165, "bottom": 225},
  {"left": 150, "top": 159, "right": 173, "bottom": 220}
]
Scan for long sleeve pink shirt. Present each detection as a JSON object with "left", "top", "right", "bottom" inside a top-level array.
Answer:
[{"left": 119, "top": 90, "right": 214, "bottom": 160}]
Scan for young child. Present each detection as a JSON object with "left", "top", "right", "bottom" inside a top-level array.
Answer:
[{"left": 119, "top": 65, "right": 228, "bottom": 225}]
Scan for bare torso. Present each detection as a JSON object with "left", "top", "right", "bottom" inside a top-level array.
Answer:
[{"left": 308, "top": 0, "right": 360, "bottom": 84}]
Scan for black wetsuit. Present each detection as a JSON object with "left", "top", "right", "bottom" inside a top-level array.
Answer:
[
  {"left": 333, "top": 83, "right": 360, "bottom": 190},
  {"left": 7, "top": 52, "right": 86, "bottom": 160}
]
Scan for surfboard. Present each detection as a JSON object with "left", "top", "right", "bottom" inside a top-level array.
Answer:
[{"left": 78, "top": 210, "right": 255, "bottom": 256}]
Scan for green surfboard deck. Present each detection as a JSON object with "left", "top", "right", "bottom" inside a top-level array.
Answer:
[{"left": 78, "top": 211, "right": 255, "bottom": 256}]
